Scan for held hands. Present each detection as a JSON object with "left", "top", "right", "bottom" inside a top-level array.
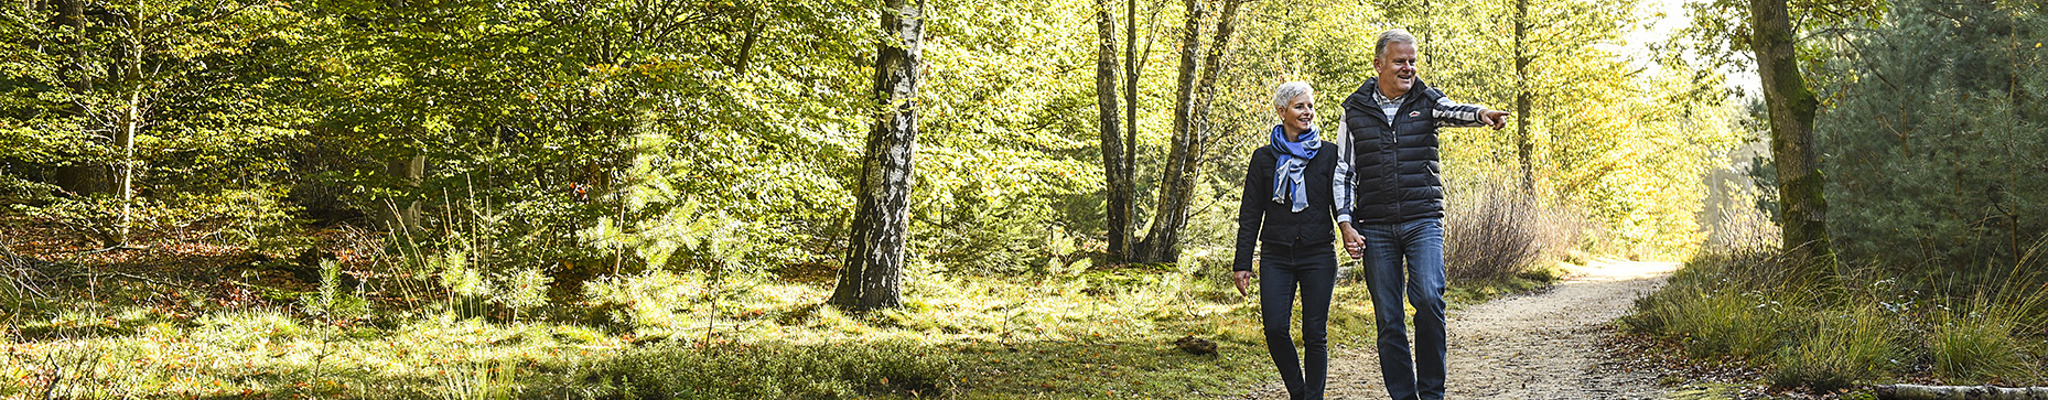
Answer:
[
  {"left": 1480, "top": 109, "right": 1511, "bottom": 130},
  {"left": 1339, "top": 224, "right": 1366, "bottom": 259},
  {"left": 1233, "top": 270, "right": 1253, "bottom": 298}
]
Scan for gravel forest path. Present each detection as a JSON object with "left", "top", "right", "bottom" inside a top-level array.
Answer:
[{"left": 1244, "top": 259, "right": 1681, "bottom": 400}]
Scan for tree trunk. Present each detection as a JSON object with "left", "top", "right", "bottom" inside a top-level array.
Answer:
[
  {"left": 1093, "top": 0, "right": 1135, "bottom": 263},
  {"left": 830, "top": 0, "right": 924, "bottom": 312},
  {"left": 1875, "top": 385, "right": 2048, "bottom": 400},
  {"left": 117, "top": 89, "right": 137, "bottom": 245},
  {"left": 1190, "top": 0, "right": 1242, "bottom": 142},
  {"left": 1115, "top": 0, "right": 1163, "bottom": 263},
  {"left": 379, "top": 150, "right": 424, "bottom": 232},
  {"left": 732, "top": 7, "right": 761, "bottom": 72},
  {"left": 1134, "top": 0, "right": 1206, "bottom": 263},
  {"left": 116, "top": 7, "right": 142, "bottom": 245},
  {"left": 1514, "top": 0, "right": 1534, "bottom": 193},
  {"left": 49, "top": 0, "right": 110, "bottom": 197},
  {"left": 1747, "top": 0, "right": 1837, "bottom": 274},
  {"left": 52, "top": 165, "right": 112, "bottom": 196}
]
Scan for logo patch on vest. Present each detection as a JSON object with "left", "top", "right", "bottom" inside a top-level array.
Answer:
[{"left": 1408, "top": 111, "right": 1421, "bottom": 118}]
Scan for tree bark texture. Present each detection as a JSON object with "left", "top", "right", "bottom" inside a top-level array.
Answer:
[
  {"left": 1190, "top": 0, "right": 1242, "bottom": 142},
  {"left": 1135, "top": 0, "right": 1206, "bottom": 263},
  {"left": 1747, "top": 0, "right": 1837, "bottom": 272},
  {"left": 380, "top": 151, "right": 425, "bottom": 232},
  {"left": 1876, "top": 385, "right": 2048, "bottom": 400},
  {"left": 1114, "top": 0, "right": 1164, "bottom": 263},
  {"left": 1093, "top": 0, "right": 1136, "bottom": 263},
  {"left": 831, "top": 0, "right": 924, "bottom": 311},
  {"left": 1514, "top": 0, "right": 1535, "bottom": 193},
  {"left": 116, "top": 4, "right": 142, "bottom": 245}
]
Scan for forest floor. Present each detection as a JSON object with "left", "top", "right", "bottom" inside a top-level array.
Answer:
[
  {"left": 8, "top": 218, "right": 1736, "bottom": 399},
  {"left": 1243, "top": 259, "right": 1681, "bottom": 400}
]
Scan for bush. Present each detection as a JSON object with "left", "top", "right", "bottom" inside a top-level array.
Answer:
[
  {"left": 1442, "top": 183, "right": 1589, "bottom": 282},
  {"left": 581, "top": 271, "right": 703, "bottom": 329}
]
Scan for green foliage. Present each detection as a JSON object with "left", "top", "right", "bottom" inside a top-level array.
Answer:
[
  {"left": 1816, "top": 0, "right": 2048, "bottom": 287},
  {"left": 303, "top": 259, "right": 371, "bottom": 321},
  {"left": 581, "top": 271, "right": 702, "bottom": 329},
  {"left": 1671, "top": 0, "right": 1889, "bottom": 85},
  {"left": 561, "top": 340, "right": 959, "bottom": 399},
  {"left": 576, "top": 132, "right": 768, "bottom": 274},
  {"left": 0, "top": 0, "right": 313, "bottom": 232},
  {"left": 492, "top": 268, "right": 552, "bottom": 320}
]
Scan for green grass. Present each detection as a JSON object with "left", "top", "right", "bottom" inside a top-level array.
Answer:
[
  {"left": 1768, "top": 303, "right": 1898, "bottom": 392},
  {"left": 0, "top": 256, "right": 1558, "bottom": 399},
  {"left": 1626, "top": 246, "right": 2048, "bottom": 393},
  {"left": 1927, "top": 293, "right": 2032, "bottom": 381}
]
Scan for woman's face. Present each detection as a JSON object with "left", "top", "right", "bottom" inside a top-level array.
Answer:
[{"left": 1278, "top": 92, "right": 1316, "bottom": 135}]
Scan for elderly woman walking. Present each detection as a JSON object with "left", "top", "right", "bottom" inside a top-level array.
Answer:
[{"left": 1232, "top": 80, "right": 1353, "bottom": 400}]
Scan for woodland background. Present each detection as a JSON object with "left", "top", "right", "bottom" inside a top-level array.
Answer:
[{"left": 0, "top": 0, "right": 2042, "bottom": 397}]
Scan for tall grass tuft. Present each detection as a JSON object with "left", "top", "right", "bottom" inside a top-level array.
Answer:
[
  {"left": 438, "top": 359, "right": 519, "bottom": 400},
  {"left": 1770, "top": 303, "right": 1898, "bottom": 391},
  {"left": 1927, "top": 288, "right": 2040, "bottom": 381},
  {"left": 1624, "top": 246, "right": 1817, "bottom": 361},
  {"left": 1442, "top": 183, "right": 1588, "bottom": 282},
  {"left": 1629, "top": 237, "right": 2048, "bottom": 391}
]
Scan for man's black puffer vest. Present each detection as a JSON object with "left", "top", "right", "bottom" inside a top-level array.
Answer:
[
  {"left": 1341, "top": 78, "right": 1447, "bottom": 225},
  {"left": 1232, "top": 140, "right": 1341, "bottom": 272}
]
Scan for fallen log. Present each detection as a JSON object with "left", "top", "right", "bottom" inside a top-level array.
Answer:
[{"left": 1876, "top": 384, "right": 2048, "bottom": 400}]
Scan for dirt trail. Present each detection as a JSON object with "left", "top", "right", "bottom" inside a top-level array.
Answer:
[{"left": 1244, "top": 259, "right": 1680, "bottom": 400}]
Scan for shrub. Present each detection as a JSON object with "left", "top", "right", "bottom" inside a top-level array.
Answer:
[
  {"left": 1442, "top": 183, "right": 1589, "bottom": 282},
  {"left": 582, "top": 271, "right": 701, "bottom": 329}
]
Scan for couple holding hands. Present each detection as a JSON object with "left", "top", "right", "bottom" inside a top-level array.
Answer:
[{"left": 1231, "top": 29, "right": 1510, "bottom": 400}]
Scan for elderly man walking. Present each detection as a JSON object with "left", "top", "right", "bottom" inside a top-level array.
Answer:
[{"left": 1333, "top": 29, "right": 1508, "bottom": 400}]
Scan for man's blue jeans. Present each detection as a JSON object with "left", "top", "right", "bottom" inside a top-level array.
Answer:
[{"left": 1356, "top": 218, "right": 1447, "bottom": 400}]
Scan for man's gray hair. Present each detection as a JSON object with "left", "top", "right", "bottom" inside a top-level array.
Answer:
[
  {"left": 1272, "top": 81, "right": 1314, "bottom": 110},
  {"left": 1375, "top": 29, "right": 1417, "bottom": 58}
]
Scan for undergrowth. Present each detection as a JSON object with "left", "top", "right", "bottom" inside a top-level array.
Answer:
[
  {"left": 0, "top": 253, "right": 1561, "bottom": 399},
  {"left": 1625, "top": 243, "right": 2048, "bottom": 393}
]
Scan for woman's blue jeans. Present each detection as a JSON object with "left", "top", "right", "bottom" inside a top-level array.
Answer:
[
  {"left": 1356, "top": 218, "right": 1447, "bottom": 400},
  {"left": 1259, "top": 242, "right": 1336, "bottom": 400}
]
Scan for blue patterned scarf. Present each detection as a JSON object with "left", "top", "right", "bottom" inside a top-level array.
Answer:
[{"left": 1270, "top": 125, "right": 1320, "bottom": 212}]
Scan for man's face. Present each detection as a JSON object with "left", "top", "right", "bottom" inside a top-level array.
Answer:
[{"left": 1374, "top": 42, "right": 1419, "bottom": 95}]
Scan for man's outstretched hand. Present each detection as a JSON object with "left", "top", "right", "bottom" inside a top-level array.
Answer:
[{"left": 1481, "top": 109, "right": 1510, "bottom": 130}]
